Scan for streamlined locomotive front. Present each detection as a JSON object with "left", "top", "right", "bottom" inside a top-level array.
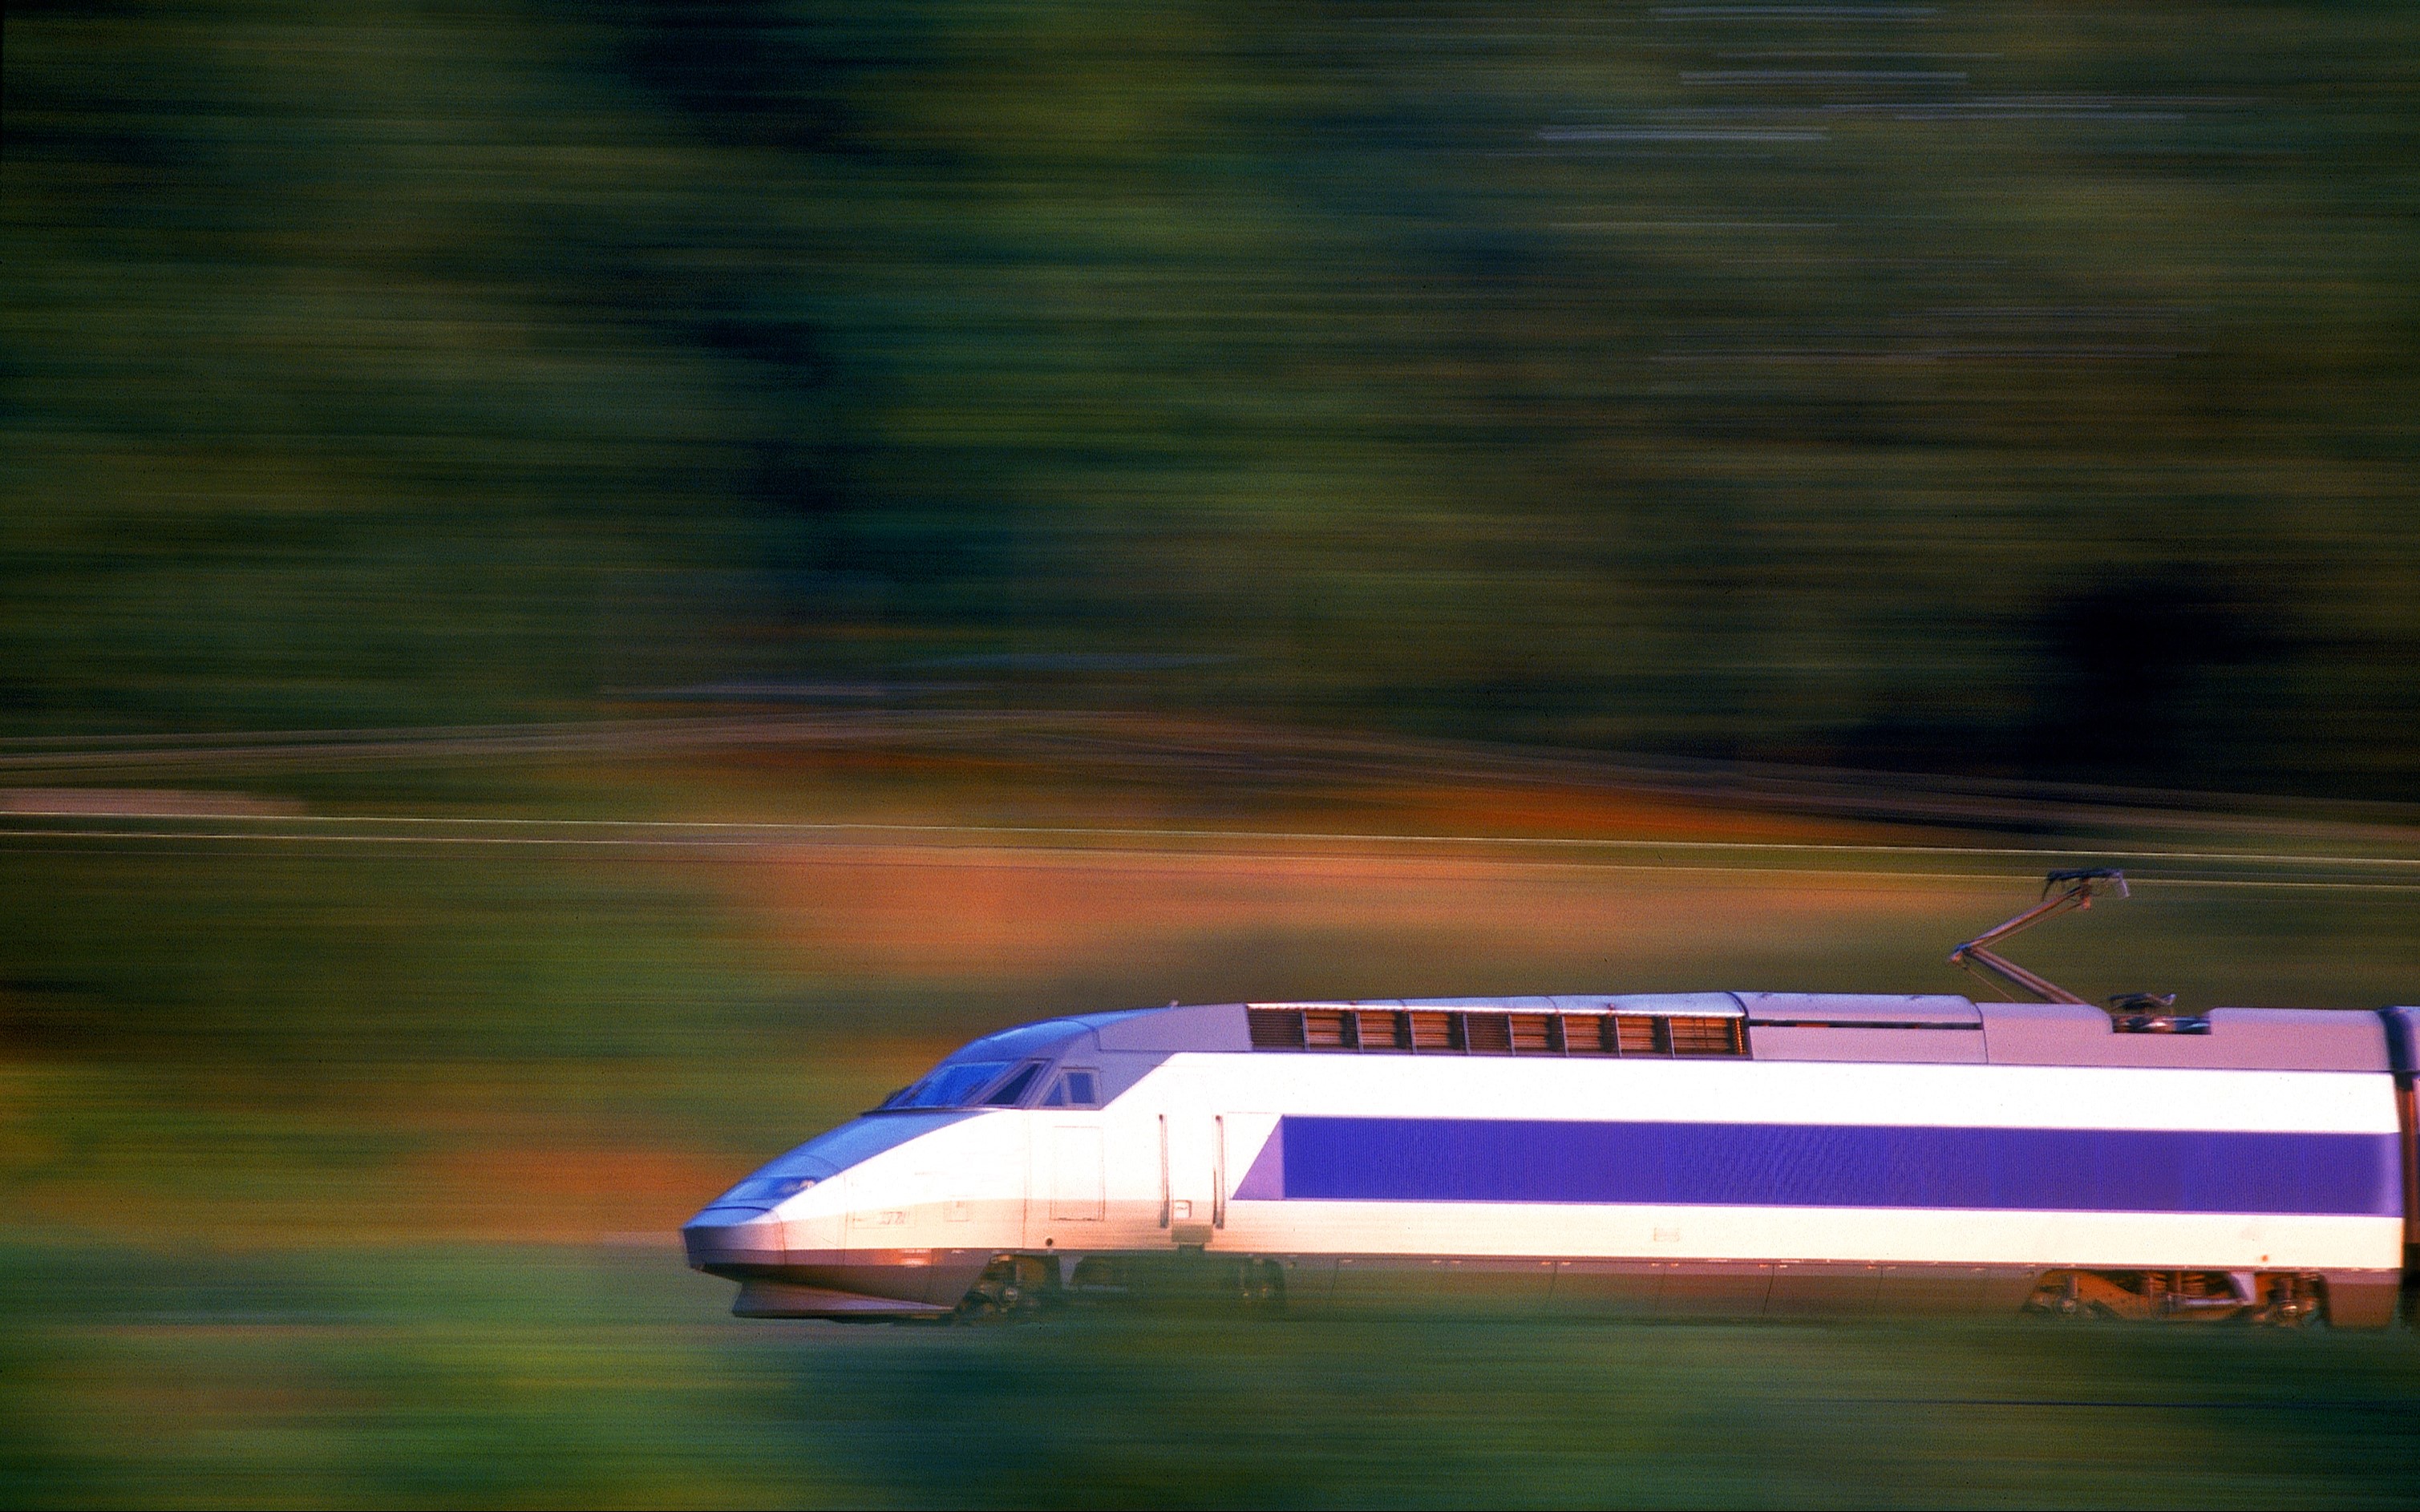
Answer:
[{"left": 684, "top": 1017, "right": 1111, "bottom": 1318}]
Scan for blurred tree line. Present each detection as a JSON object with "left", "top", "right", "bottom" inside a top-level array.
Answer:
[{"left": 7, "top": 0, "right": 2418, "bottom": 795}]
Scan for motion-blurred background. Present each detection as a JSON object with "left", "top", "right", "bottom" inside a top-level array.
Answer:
[{"left": 5, "top": 2, "right": 2418, "bottom": 1506}]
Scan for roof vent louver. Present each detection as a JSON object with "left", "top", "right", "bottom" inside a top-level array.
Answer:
[
  {"left": 1241, "top": 1004, "right": 1746, "bottom": 1059},
  {"left": 1614, "top": 1016, "right": 1665, "bottom": 1056},
  {"left": 1246, "top": 1008, "right": 1306, "bottom": 1049},
  {"left": 1303, "top": 1009, "right": 1356, "bottom": 1050},
  {"left": 1465, "top": 1014, "right": 1514, "bottom": 1054},
  {"left": 1668, "top": 1016, "right": 1748, "bottom": 1057}
]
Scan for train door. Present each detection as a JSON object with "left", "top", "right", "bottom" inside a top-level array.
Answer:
[
  {"left": 1026, "top": 1064, "right": 1110, "bottom": 1250},
  {"left": 1158, "top": 1085, "right": 1275, "bottom": 1249},
  {"left": 952, "top": 1109, "right": 1027, "bottom": 1248},
  {"left": 1216, "top": 1112, "right": 1281, "bottom": 1243},
  {"left": 1030, "top": 1122, "right": 1105, "bottom": 1250},
  {"left": 1155, "top": 1071, "right": 1221, "bottom": 1247}
]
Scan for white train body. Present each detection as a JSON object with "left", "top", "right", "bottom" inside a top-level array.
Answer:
[{"left": 686, "top": 996, "right": 2420, "bottom": 1324}]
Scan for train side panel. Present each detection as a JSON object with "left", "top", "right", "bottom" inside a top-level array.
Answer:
[{"left": 1099, "top": 1052, "right": 2403, "bottom": 1319}]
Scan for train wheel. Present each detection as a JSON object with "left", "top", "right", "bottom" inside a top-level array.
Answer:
[
  {"left": 952, "top": 1255, "right": 1058, "bottom": 1324},
  {"left": 2024, "top": 1272, "right": 2090, "bottom": 1320},
  {"left": 2250, "top": 1274, "right": 2325, "bottom": 1328},
  {"left": 1236, "top": 1259, "right": 1286, "bottom": 1313},
  {"left": 2023, "top": 1271, "right": 2157, "bottom": 1322}
]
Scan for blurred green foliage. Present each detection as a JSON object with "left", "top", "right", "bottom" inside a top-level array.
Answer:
[
  {"left": 7, "top": 1, "right": 2420, "bottom": 791},
  {"left": 4, "top": 1243, "right": 2417, "bottom": 1509},
  {"left": 0, "top": 846, "right": 766, "bottom": 1066}
]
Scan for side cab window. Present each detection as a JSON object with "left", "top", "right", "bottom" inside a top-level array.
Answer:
[
  {"left": 981, "top": 1061, "right": 1046, "bottom": 1106},
  {"left": 1041, "top": 1069, "right": 1099, "bottom": 1108}
]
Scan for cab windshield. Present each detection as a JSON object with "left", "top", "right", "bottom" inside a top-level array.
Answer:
[{"left": 884, "top": 1060, "right": 1011, "bottom": 1110}]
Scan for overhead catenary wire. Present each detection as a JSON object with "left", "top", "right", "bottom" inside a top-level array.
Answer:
[
  {"left": 2, "top": 807, "right": 2419, "bottom": 864},
  {"left": 4, "top": 815, "right": 2419, "bottom": 890},
  {"left": 7, "top": 711, "right": 2420, "bottom": 843}
]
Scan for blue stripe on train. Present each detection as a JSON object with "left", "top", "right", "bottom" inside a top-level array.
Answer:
[{"left": 1229, "top": 1117, "right": 2402, "bottom": 1216}]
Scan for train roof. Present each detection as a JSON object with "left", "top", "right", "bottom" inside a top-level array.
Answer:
[
  {"left": 940, "top": 875, "right": 2416, "bottom": 1078},
  {"left": 981, "top": 995, "right": 2413, "bottom": 1073}
]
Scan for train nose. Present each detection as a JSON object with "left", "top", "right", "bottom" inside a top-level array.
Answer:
[{"left": 682, "top": 1205, "right": 786, "bottom": 1271}]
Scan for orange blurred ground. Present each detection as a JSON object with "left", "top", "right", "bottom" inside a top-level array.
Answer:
[{"left": 0, "top": 749, "right": 2028, "bottom": 1244}]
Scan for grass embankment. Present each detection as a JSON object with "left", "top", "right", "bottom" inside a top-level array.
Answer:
[{"left": 5, "top": 1242, "right": 2417, "bottom": 1508}]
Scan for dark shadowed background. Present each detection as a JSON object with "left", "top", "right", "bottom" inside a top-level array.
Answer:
[{"left": 12, "top": 0, "right": 2420, "bottom": 790}]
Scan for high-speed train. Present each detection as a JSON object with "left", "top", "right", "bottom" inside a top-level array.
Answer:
[{"left": 684, "top": 874, "right": 2420, "bottom": 1325}]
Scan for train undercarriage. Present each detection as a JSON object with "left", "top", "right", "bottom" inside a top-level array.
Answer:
[
  {"left": 2021, "top": 1269, "right": 2329, "bottom": 1325},
  {"left": 734, "top": 1253, "right": 2402, "bottom": 1327}
]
